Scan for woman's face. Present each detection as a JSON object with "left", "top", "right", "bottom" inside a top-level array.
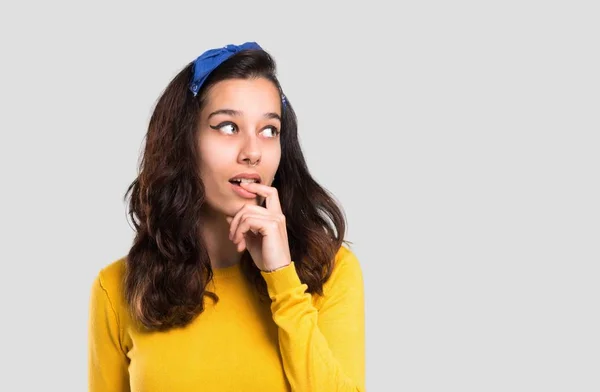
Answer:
[{"left": 197, "top": 77, "right": 282, "bottom": 218}]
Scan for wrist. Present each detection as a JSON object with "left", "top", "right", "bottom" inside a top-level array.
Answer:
[{"left": 261, "top": 261, "right": 291, "bottom": 273}]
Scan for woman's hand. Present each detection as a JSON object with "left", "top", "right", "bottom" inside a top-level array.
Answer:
[{"left": 226, "top": 182, "right": 291, "bottom": 272}]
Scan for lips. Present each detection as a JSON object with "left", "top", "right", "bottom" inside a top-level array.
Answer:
[
  {"left": 228, "top": 172, "right": 262, "bottom": 184},
  {"left": 229, "top": 179, "right": 259, "bottom": 199}
]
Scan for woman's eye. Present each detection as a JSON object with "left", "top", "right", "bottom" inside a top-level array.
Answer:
[
  {"left": 261, "top": 126, "right": 280, "bottom": 138},
  {"left": 210, "top": 122, "right": 237, "bottom": 134}
]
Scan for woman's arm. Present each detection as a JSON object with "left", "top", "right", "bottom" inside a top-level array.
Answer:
[
  {"left": 261, "top": 245, "right": 366, "bottom": 392},
  {"left": 88, "top": 273, "right": 130, "bottom": 392}
]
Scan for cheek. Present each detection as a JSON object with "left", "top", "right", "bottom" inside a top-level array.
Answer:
[
  {"left": 266, "top": 148, "right": 282, "bottom": 184},
  {"left": 271, "top": 146, "right": 282, "bottom": 167},
  {"left": 197, "top": 140, "right": 233, "bottom": 176},
  {"left": 265, "top": 140, "right": 281, "bottom": 161},
  {"left": 199, "top": 160, "right": 226, "bottom": 189}
]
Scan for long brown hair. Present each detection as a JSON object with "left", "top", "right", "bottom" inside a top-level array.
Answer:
[{"left": 124, "top": 48, "right": 348, "bottom": 331}]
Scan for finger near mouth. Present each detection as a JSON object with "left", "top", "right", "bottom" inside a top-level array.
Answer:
[{"left": 229, "top": 181, "right": 258, "bottom": 198}]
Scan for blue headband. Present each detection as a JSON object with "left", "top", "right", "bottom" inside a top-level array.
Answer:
[{"left": 189, "top": 42, "right": 287, "bottom": 107}]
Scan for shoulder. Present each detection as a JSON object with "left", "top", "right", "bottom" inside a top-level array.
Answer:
[
  {"left": 95, "top": 257, "right": 127, "bottom": 291},
  {"left": 332, "top": 244, "right": 363, "bottom": 278},
  {"left": 90, "top": 256, "right": 128, "bottom": 311},
  {"left": 314, "top": 244, "right": 364, "bottom": 309},
  {"left": 334, "top": 244, "right": 360, "bottom": 266},
  {"left": 323, "top": 244, "right": 364, "bottom": 291}
]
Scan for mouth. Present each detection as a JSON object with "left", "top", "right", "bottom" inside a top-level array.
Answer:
[
  {"left": 228, "top": 178, "right": 261, "bottom": 185},
  {"left": 228, "top": 172, "right": 262, "bottom": 185},
  {"left": 229, "top": 177, "right": 260, "bottom": 199}
]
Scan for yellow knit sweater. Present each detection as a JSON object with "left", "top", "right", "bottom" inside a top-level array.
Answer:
[{"left": 88, "top": 245, "right": 365, "bottom": 391}]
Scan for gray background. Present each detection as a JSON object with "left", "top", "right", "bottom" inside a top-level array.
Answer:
[{"left": 0, "top": 1, "right": 598, "bottom": 391}]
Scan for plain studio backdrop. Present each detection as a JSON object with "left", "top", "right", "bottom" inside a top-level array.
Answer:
[{"left": 0, "top": 1, "right": 598, "bottom": 391}]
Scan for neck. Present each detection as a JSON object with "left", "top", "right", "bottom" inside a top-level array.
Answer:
[{"left": 199, "top": 208, "right": 242, "bottom": 269}]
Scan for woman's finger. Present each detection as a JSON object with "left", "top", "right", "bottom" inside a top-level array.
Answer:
[
  {"left": 228, "top": 205, "right": 271, "bottom": 241},
  {"left": 238, "top": 182, "right": 282, "bottom": 213},
  {"left": 232, "top": 214, "right": 279, "bottom": 245}
]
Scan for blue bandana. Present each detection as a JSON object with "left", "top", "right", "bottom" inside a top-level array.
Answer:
[
  {"left": 189, "top": 42, "right": 263, "bottom": 96},
  {"left": 188, "top": 42, "right": 287, "bottom": 108}
]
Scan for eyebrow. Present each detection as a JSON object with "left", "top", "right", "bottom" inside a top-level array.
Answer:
[{"left": 207, "top": 109, "right": 281, "bottom": 122}]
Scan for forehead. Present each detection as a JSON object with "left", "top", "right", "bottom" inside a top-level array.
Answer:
[{"left": 202, "top": 77, "right": 281, "bottom": 114}]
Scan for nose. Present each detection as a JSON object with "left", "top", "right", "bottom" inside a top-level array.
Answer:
[{"left": 238, "top": 132, "right": 261, "bottom": 167}]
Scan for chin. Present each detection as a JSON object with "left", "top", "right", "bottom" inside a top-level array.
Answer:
[
  {"left": 225, "top": 199, "right": 259, "bottom": 214},
  {"left": 204, "top": 195, "right": 261, "bottom": 218}
]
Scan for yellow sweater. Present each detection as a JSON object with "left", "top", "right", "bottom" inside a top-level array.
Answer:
[{"left": 88, "top": 245, "right": 365, "bottom": 391}]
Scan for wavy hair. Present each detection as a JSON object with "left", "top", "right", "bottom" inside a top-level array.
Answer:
[{"left": 124, "top": 48, "right": 347, "bottom": 331}]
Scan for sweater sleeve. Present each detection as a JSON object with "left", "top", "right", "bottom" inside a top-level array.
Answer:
[
  {"left": 88, "top": 273, "right": 130, "bottom": 392},
  {"left": 260, "top": 246, "right": 366, "bottom": 392}
]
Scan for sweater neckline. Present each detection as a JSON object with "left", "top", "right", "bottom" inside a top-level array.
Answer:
[{"left": 211, "top": 262, "right": 243, "bottom": 279}]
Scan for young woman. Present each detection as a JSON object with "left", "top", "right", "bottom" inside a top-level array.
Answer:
[{"left": 88, "top": 41, "right": 365, "bottom": 391}]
